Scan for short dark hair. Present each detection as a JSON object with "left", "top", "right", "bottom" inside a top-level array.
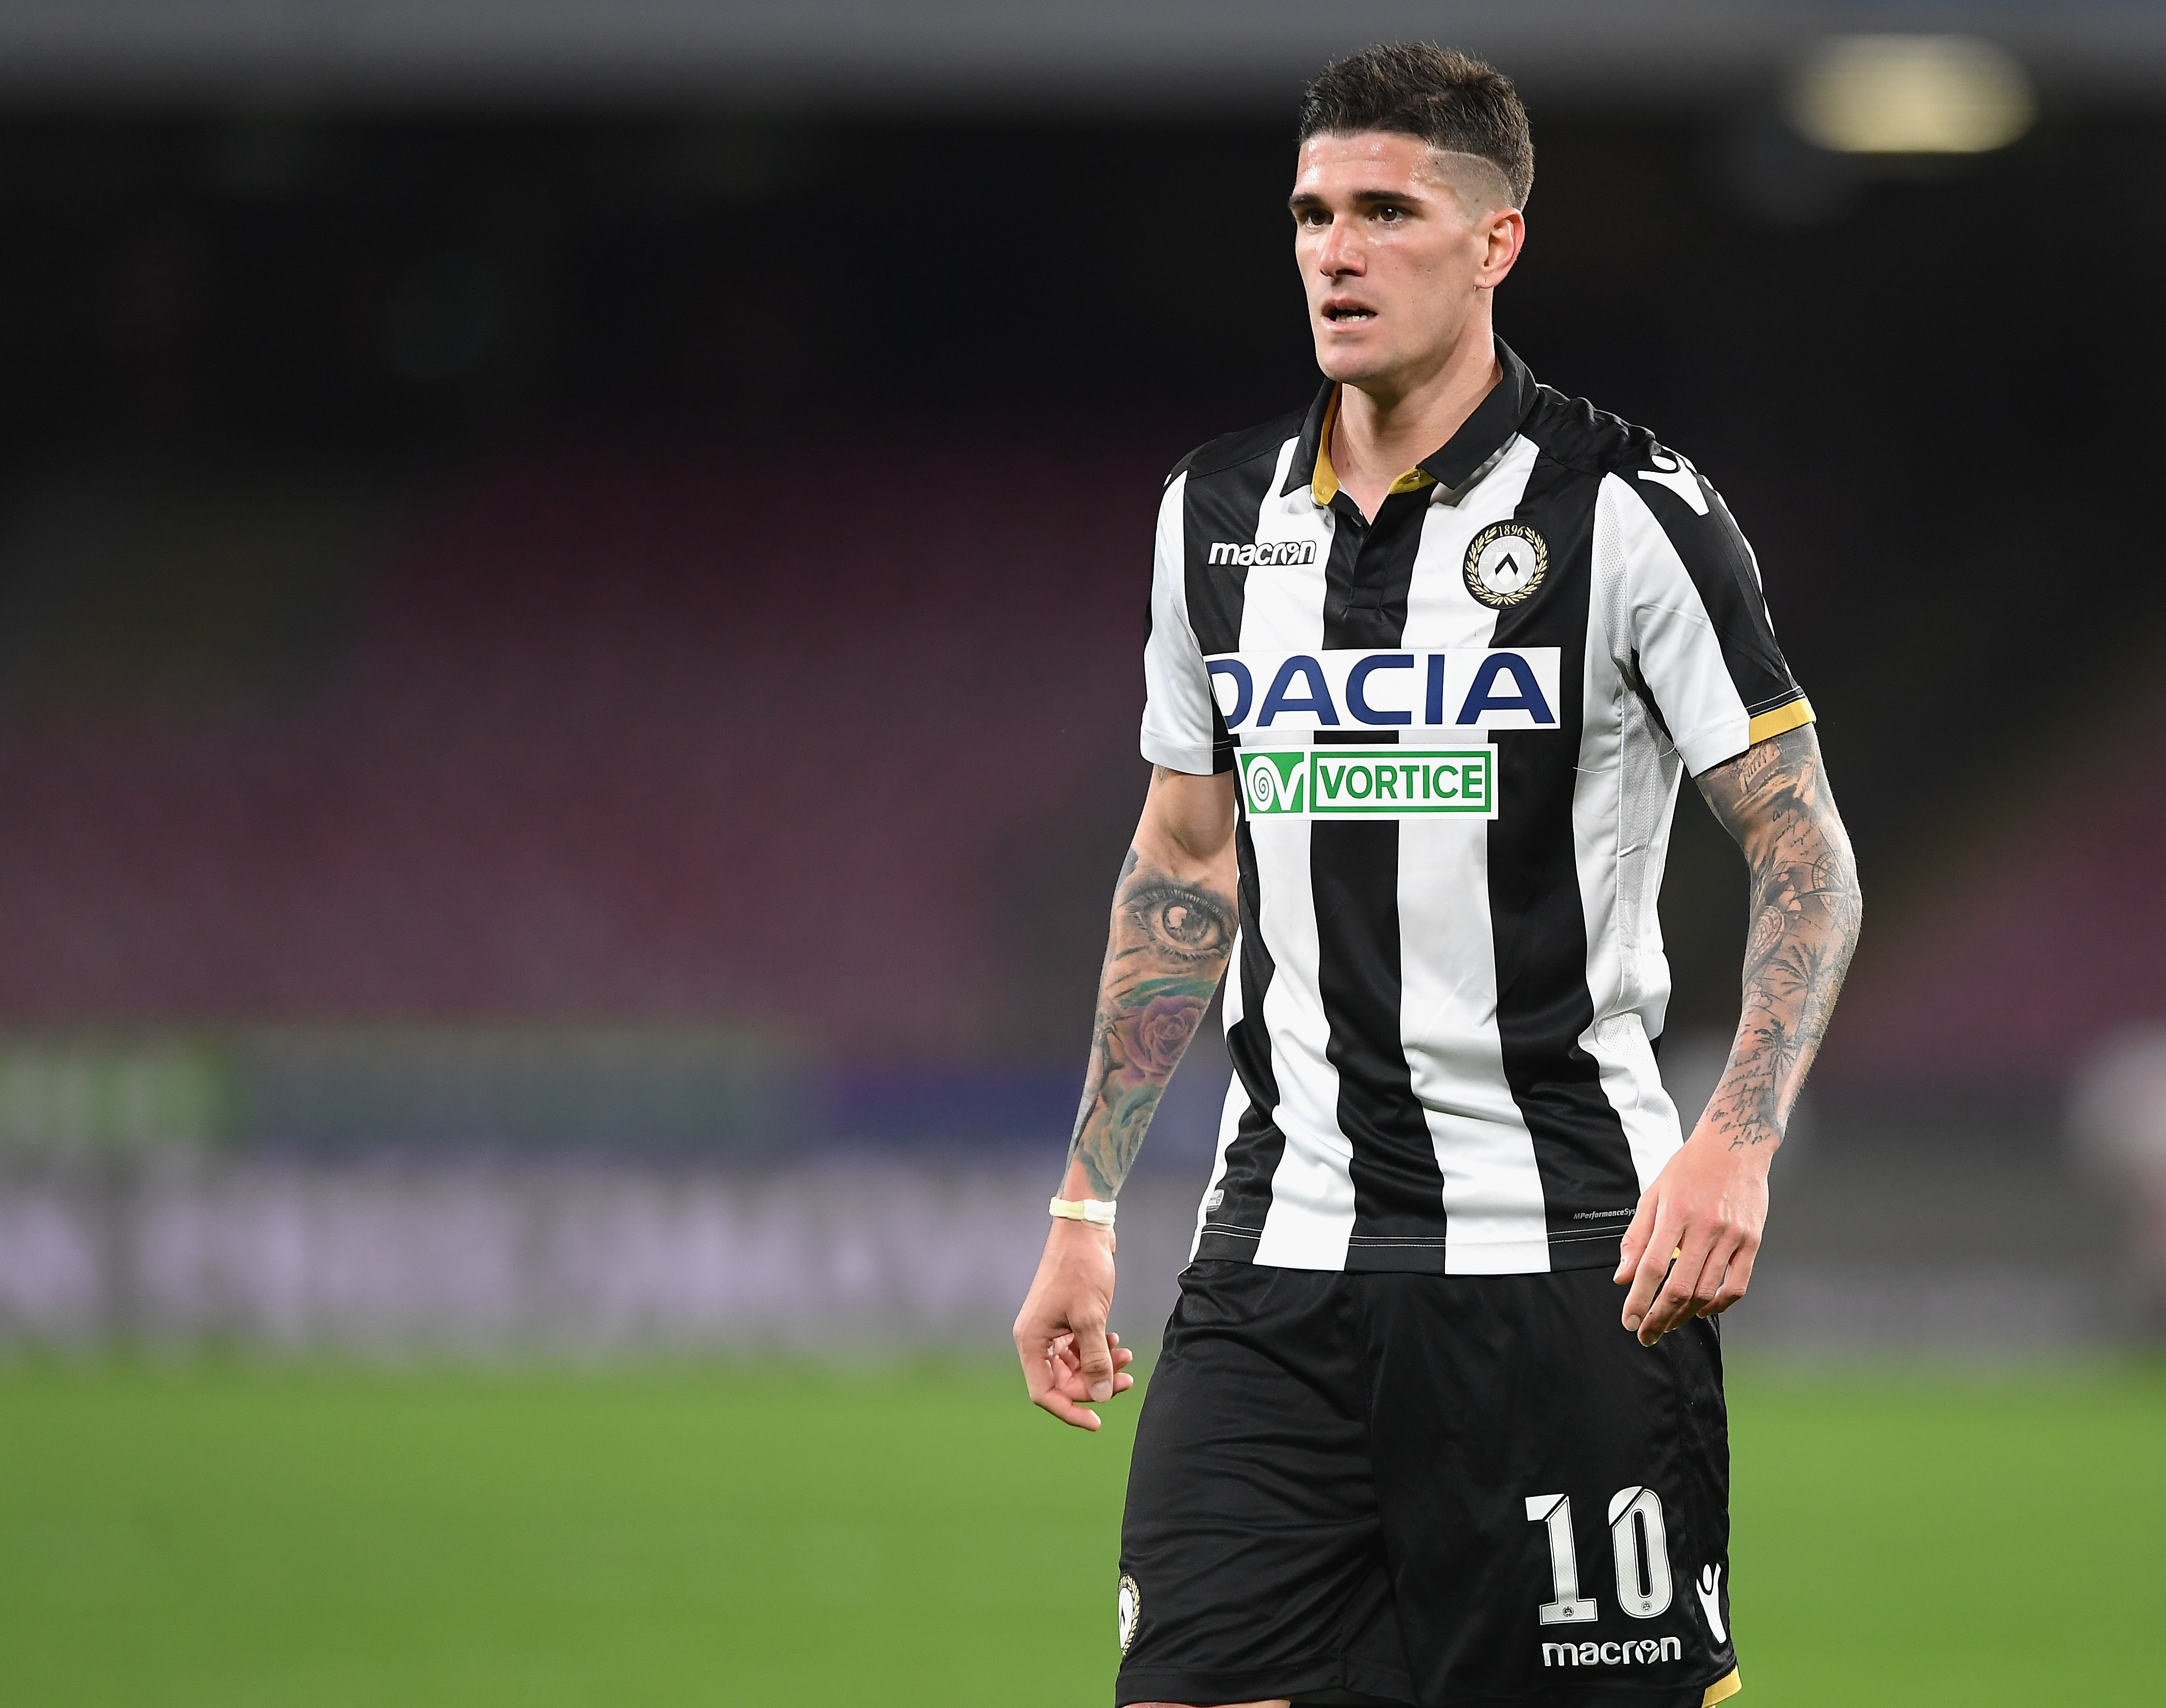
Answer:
[{"left": 1297, "top": 43, "right": 1534, "bottom": 209}]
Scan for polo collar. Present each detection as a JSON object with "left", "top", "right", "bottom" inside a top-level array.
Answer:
[{"left": 1283, "top": 337, "right": 1541, "bottom": 504}]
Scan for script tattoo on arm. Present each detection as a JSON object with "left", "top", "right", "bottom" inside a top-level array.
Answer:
[
  {"left": 1060, "top": 834, "right": 1238, "bottom": 1201},
  {"left": 1693, "top": 722, "right": 1864, "bottom": 1150}
]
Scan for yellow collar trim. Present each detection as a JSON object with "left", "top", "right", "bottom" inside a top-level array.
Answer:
[{"left": 1311, "top": 385, "right": 1438, "bottom": 506}]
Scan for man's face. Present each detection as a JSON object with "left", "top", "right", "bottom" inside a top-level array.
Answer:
[{"left": 1290, "top": 131, "right": 1523, "bottom": 391}]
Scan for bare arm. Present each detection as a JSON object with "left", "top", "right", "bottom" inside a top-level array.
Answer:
[
  {"left": 1058, "top": 778, "right": 1242, "bottom": 1202},
  {"left": 1695, "top": 723, "right": 1863, "bottom": 1149},
  {"left": 1616, "top": 723, "right": 1863, "bottom": 1344},
  {"left": 1014, "top": 764, "right": 1240, "bottom": 1428}
]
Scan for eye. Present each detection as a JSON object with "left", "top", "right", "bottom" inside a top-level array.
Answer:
[
  {"left": 1126, "top": 883, "right": 1234, "bottom": 962},
  {"left": 1377, "top": 204, "right": 1406, "bottom": 223}
]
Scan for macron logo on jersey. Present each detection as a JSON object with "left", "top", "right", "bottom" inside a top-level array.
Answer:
[
  {"left": 1208, "top": 540, "right": 1318, "bottom": 567},
  {"left": 1207, "top": 648, "right": 1562, "bottom": 733}
]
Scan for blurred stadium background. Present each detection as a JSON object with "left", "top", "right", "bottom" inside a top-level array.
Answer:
[{"left": 0, "top": 4, "right": 2164, "bottom": 1704}]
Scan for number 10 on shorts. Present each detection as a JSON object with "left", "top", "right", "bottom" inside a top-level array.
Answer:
[{"left": 1525, "top": 1488, "right": 1674, "bottom": 1624}]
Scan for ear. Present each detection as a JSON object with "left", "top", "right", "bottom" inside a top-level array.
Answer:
[{"left": 1476, "top": 208, "right": 1526, "bottom": 291}]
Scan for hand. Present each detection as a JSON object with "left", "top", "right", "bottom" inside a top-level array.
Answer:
[
  {"left": 1613, "top": 1130, "right": 1772, "bottom": 1347},
  {"left": 1013, "top": 1217, "right": 1136, "bottom": 1430}
]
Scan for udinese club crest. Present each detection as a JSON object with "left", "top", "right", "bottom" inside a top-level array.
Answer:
[
  {"left": 1118, "top": 1575, "right": 1141, "bottom": 1655},
  {"left": 1463, "top": 521, "right": 1549, "bottom": 609}
]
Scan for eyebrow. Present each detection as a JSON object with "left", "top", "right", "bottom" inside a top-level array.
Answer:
[{"left": 1287, "top": 186, "right": 1433, "bottom": 213}]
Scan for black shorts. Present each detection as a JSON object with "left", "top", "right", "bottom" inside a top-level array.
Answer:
[{"left": 1116, "top": 1261, "right": 1740, "bottom": 1708}]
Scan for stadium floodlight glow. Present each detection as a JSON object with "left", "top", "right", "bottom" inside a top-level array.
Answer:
[{"left": 1788, "top": 35, "right": 2036, "bottom": 155}]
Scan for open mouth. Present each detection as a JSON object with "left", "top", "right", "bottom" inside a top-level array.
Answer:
[{"left": 1324, "top": 304, "right": 1377, "bottom": 323}]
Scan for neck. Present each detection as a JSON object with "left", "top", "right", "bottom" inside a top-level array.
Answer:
[{"left": 1329, "top": 314, "right": 1502, "bottom": 515}]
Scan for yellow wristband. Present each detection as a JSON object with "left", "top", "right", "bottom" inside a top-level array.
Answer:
[{"left": 1049, "top": 1196, "right": 1117, "bottom": 1227}]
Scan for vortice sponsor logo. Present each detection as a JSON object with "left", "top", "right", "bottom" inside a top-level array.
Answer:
[
  {"left": 1206, "top": 648, "right": 1561, "bottom": 733},
  {"left": 1238, "top": 747, "right": 1497, "bottom": 821},
  {"left": 1541, "top": 1637, "right": 1684, "bottom": 1669},
  {"left": 1207, "top": 539, "right": 1318, "bottom": 567}
]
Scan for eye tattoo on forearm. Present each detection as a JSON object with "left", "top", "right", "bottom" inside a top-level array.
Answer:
[
  {"left": 1694, "top": 725, "right": 1863, "bottom": 1149},
  {"left": 1062, "top": 846, "right": 1238, "bottom": 1200}
]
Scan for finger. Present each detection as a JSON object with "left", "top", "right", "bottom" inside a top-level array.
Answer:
[
  {"left": 1019, "top": 1313, "right": 1090, "bottom": 1389},
  {"left": 1044, "top": 1335, "right": 1140, "bottom": 1401},
  {"left": 1700, "top": 1234, "right": 1758, "bottom": 1316},
  {"left": 1019, "top": 1331, "right": 1107, "bottom": 1429},
  {"left": 1048, "top": 1352, "right": 1092, "bottom": 1402},
  {"left": 1016, "top": 1334, "right": 1068, "bottom": 1414},
  {"left": 1073, "top": 1315, "right": 1117, "bottom": 1404},
  {"left": 1014, "top": 1316, "right": 1048, "bottom": 1383},
  {"left": 1051, "top": 1354, "right": 1135, "bottom": 1401},
  {"left": 1030, "top": 1384, "right": 1104, "bottom": 1430},
  {"left": 1681, "top": 1227, "right": 1735, "bottom": 1315},
  {"left": 1641, "top": 1233, "right": 1721, "bottom": 1345},
  {"left": 1640, "top": 1237, "right": 1710, "bottom": 1343},
  {"left": 1614, "top": 1192, "right": 1657, "bottom": 1285},
  {"left": 1620, "top": 1205, "right": 1685, "bottom": 1334},
  {"left": 1045, "top": 1343, "right": 1130, "bottom": 1413}
]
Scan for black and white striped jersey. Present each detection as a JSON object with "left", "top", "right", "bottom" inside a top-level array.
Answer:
[{"left": 1141, "top": 342, "right": 1812, "bottom": 1276}]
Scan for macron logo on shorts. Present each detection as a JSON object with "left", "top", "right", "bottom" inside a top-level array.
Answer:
[{"left": 1542, "top": 1637, "right": 1683, "bottom": 1669}]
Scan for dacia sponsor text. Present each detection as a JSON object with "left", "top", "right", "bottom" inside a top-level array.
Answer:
[
  {"left": 1542, "top": 1637, "right": 1683, "bottom": 1669},
  {"left": 1207, "top": 648, "right": 1561, "bottom": 733},
  {"left": 1207, "top": 540, "right": 1318, "bottom": 567},
  {"left": 1238, "top": 747, "right": 1496, "bottom": 821}
]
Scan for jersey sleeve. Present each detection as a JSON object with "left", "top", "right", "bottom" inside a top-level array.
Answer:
[
  {"left": 1601, "top": 453, "right": 1812, "bottom": 777},
  {"left": 1139, "top": 469, "right": 1229, "bottom": 776}
]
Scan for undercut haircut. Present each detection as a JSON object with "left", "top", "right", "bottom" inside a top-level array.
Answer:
[{"left": 1297, "top": 43, "right": 1535, "bottom": 209}]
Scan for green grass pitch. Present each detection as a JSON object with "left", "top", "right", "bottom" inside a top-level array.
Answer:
[{"left": 0, "top": 1356, "right": 2160, "bottom": 1705}]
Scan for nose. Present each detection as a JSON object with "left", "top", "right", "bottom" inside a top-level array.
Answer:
[{"left": 1315, "top": 216, "right": 1363, "bottom": 279}]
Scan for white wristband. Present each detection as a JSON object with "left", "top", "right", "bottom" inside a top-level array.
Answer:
[{"left": 1049, "top": 1196, "right": 1117, "bottom": 1227}]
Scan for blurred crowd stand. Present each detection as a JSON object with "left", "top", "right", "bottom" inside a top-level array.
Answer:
[
  {"left": 0, "top": 1151, "right": 1201, "bottom": 1349},
  {"left": 2069, "top": 1030, "right": 2166, "bottom": 1326},
  {"left": 0, "top": 1025, "right": 1211, "bottom": 1348},
  {"left": 0, "top": 1020, "right": 2144, "bottom": 1356}
]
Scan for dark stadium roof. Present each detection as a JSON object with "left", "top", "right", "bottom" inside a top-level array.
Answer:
[{"left": 0, "top": 1, "right": 2161, "bottom": 111}]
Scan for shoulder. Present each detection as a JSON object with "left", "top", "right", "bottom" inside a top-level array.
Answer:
[
  {"left": 1164, "top": 408, "right": 1308, "bottom": 488},
  {"left": 1515, "top": 383, "right": 1681, "bottom": 480},
  {"left": 1519, "top": 383, "right": 1746, "bottom": 549}
]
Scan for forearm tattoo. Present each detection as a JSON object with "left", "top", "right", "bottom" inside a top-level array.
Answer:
[
  {"left": 1060, "top": 841, "right": 1237, "bottom": 1200},
  {"left": 1693, "top": 724, "right": 1863, "bottom": 1149}
]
